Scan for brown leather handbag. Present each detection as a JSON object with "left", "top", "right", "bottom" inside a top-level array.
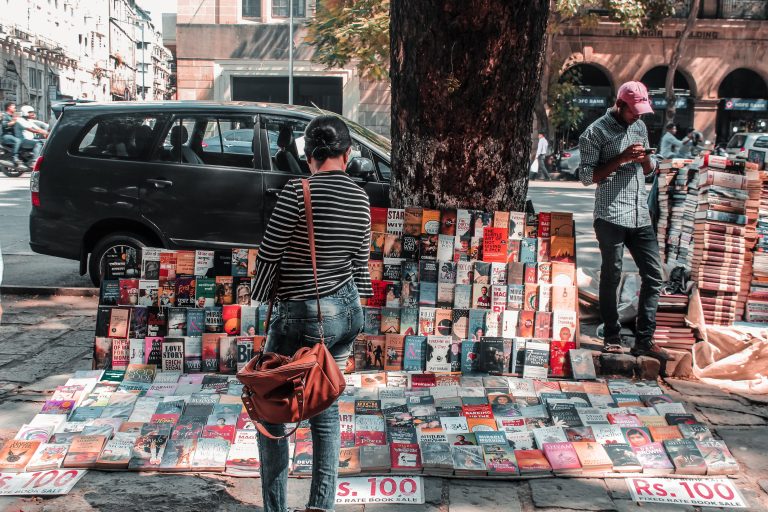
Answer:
[{"left": 237, "top": 179, "right": 346, "bottom": 439}]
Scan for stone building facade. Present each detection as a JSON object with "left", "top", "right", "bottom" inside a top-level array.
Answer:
[{"left": 174, "top": 0, "right": 390, "bottom": 135}]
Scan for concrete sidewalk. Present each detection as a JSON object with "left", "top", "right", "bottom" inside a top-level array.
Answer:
[{"left": 0, "top": 293, "right": 767, "bottom": 511}]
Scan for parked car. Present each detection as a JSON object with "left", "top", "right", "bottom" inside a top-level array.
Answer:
[
  {"left": 557, "top": 147, "right": 580, "bottom": 180},
  {"left": 724, "top": 132, "right": 768, "bottom": 164},
  {"left": 30, "top": 101, "right": 392, "bottom": 286}
]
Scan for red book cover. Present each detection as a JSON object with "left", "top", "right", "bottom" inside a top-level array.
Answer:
[
  {"left": 517, "top": 311, "right": 535, "bottom": 337},
  {"left": 390, "top": 443, "right": 423, "bottom": 472},
  {"left": 461, "top": 404, "right": 494, "bottom": 419},
  {"left": 118, "top": 279, "right": 140, "bottom": 306},
  {"left": 222, "top": 305, "right": 241, "bottom": 336},
  {"left": 368, "top": 280, "right": 391, "bottom": 308},
  {"left": 203, "top": 425, "right": 236, "bottom": 443},
  {"left": 549, "top": 340, "right": 576, "bottom": 377},
  {"left": 524, "top": 263, "right": 538, "bottom": 284},
  {"left": 409, "top": 373, "right": 437, "bottom": 388},
  {"left": 537, "top": 212, "right": 551, "bottom": 238},
  {"left": 370, "top": 207, "right": 388, "bottom": 233},
  {"left": 482, "top": 227, "right": 508, "bottom": 263}
]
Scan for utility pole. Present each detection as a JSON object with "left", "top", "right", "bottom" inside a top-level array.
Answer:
[
  {"left": 288, "top": 0, "right": 294, "bottom": 105},
  {"left": 140, "top": 21, "right": 145, "bottom": 100}
]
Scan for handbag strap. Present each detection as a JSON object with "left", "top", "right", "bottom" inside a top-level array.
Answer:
[
  {"left": 250, "top": 376, "right": 306, "bottom": 440},
  {"left": 262, "top": 178, "right": 324, "bottom": 339}
]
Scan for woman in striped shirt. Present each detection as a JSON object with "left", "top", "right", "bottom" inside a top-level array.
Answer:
[{"left": 251, "top": 115, "right": 372, "bottom": 512}]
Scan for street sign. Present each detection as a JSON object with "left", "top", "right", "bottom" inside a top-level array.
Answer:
[
  {"left": 626, "top": 477, "right": 746, "bottom": 508},
  {"left": 336, "top": 476, "right": 425, "bottom": 505},
  {"left": 0, "top": 470, "right": 87, "bottom": 496}
]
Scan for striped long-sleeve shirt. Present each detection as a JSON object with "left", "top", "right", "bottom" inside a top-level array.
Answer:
[{"left": 251, "top": 171, "right": 373, "bottom": 302}]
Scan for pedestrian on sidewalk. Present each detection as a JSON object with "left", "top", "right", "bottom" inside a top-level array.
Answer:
[
  {"left": 250, "top": 115, "right": 372, "bottom": 512},
  {"left": 535, "top": 130, "right": 551, "bottom": 181},
  {"left": 659, "top": 122, "right": 687, "bottom": 159},
  {"left": 578, "top": 81, "right": 672, "bottom": 363}
]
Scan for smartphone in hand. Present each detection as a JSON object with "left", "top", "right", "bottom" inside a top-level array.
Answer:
[{"left": 644, "top": 148, "right": 657, "bottom": 155}]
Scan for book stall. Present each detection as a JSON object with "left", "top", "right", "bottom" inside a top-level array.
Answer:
[
  {"left": 655, "top": 152, "right": 768, "bottom": 393},
  {"left": 0, "top": 207, "right": 743, "bottom": 497}
]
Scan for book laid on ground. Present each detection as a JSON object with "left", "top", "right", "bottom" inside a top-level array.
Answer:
[
  {"left": 694, "top": 439, "right": 739, "bottom": 475},
  {"left": 602, "top": 443, "right": 643, "bottom": 472},
  {"left": 663, "top": 438, "right": 707, "bottom": 475},
  {"left": 542, "top": 442, "right": 581, "bottom": 475},
  {"left": 62, "top": 435, "right": 107, "bottom": 468},
  {"left": 0, "top": 440, "right": 41, "bottom": 472},
  {"left": 450, "top": 444, "right": 486, "bottom": 476},
  {"left": 632, "top": 442, "right": 674, "bottom": 475},
  {"left": 572, "top": 441, "right": 613, "bottom": 473},
  {"left": 514, "top": 449, "right": 552, "bottom": 475}
]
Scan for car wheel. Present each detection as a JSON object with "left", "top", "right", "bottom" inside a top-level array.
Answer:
[
  {"left": 89, "top": 232, "right": 152, "bottom": 287},
  {"left": 1, "top": 165, "right": 24, "bottom": 178}
]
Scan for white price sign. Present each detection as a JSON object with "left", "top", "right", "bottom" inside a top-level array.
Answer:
[
  {"left": 627, "top": 477, "right": 746, "bottom": 508},
  {"left": 0, "top": 470, "right": 87, "bottom": 496},
  {"left": 336, "top": 476, "right": 424, "bottom": 505}
]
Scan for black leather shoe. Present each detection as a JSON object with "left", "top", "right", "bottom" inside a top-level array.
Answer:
[{"left": 631, "top": 344, "right": 674, "bottom": 361}]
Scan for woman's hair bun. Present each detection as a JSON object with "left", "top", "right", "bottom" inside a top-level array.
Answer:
[{"left": 304, "top": 115, "right": 352, "bottom": 163}]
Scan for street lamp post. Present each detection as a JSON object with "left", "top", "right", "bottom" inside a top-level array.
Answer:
[
  {"left": 288, "top": 0, "right": 293, "bottom": 105},
  {"left": 139, "top": 21, "right": 145, "bottom": 100}
]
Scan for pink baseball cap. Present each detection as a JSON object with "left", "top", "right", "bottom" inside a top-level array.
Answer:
[{"left": 617, "top": 81, "right": 654, "bottom": 115}]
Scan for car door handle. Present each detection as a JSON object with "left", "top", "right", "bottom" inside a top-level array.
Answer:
[
  {"left": 266, "top": 188, "right": 282, "bottom": 196},
  {"left": 148, "top": 178, "right": 174, "bottom": 189}
]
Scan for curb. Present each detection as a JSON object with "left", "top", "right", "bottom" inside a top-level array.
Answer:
[{"left": 0, "top": 285, "right": 99, "bottom": 297}]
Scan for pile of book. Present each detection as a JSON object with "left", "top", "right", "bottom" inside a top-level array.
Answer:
[
  {"left": 0, "top": 367, "right": 740, "bottom": 478},
  {"left": 363, "top": 207, "right": 579, "bottom": 378},
  {"left": 691, "top": 156, "right": 761, "bottom": 325},
  {"left": 656, "top": 159, "right": 694, "bottom": 266},
  {"left": 747, "top": 167, "right": 768, "bottom": 323},
  {"left": 653, "top": 294, "right": 696, "bottom": 355},
  {"left": 94, "top": 247, "right": 271, "bottom": 374}
]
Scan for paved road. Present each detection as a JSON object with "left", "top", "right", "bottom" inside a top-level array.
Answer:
[{"left": 0, "top": 174, "right": 637, "bottom": 289}]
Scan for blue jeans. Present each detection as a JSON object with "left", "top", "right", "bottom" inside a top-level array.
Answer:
[
  {"left": 1, "top": 134, "right": 21, "bottom": 157},
  {"left": 594, "top": 218, "right": 663, "bottom": 347},
  {"left": 258, "top": 280, "right": 363, "bottom": 512},
  {"left": 20, "top": 139, "right": 42, "bottom": 161}
]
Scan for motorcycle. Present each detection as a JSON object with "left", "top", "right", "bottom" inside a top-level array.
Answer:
[{"left": 0, "top": 140, "right": 39, "bottom": 177}]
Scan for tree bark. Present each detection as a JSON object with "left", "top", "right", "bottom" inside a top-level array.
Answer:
[
  {"left": 389, "top": 0, "right": 550, "bottom": 211},
  {"left": 535, "top": 28, "right": 553, "bottom": 141},
  {"left": 664, "top": 0, "right": 701, "bottom": 124}
]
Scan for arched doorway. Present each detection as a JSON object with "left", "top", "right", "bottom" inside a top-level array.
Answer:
[
  {"left": 716, "top": 68, "right": 768, "bottom": 144},
  {"left": 557, "top": 63, "right": 614, "bottom": 150},
  {"left": 639, "top": 66, "right": 695, "bottom": 147}
]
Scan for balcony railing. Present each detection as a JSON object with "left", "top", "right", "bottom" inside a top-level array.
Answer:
[{"left": 720, "top": 0, "right": 767, "bottom": 19}]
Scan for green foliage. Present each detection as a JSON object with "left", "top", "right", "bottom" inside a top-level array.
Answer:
[
  {"left": 305, "top": 0, "right": 390, "bottom": 80},
  {"left": 550, "top": 76, "right": 584, "bottom": 133}
]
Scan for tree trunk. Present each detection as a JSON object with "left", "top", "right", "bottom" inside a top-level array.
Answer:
[
  {"left": 389, "top": 0, "right": 550, "bottom": 211},
  {"left": 664, "top": 0, "right": 701, "bottom": 124},
  {"left": 535, "top": 29, "right": 553, "bottom": 141}
]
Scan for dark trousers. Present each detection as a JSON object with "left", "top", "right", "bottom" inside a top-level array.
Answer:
[{"left": 594, "top": 218, "right": 663, "bottom": 347}]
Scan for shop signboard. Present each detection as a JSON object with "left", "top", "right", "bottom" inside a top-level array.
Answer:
[{"left": 723, "top": 98, "right": 768, "bottom": 111}]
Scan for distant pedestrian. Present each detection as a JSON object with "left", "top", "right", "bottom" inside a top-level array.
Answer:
[
  {"left": 578, "top": 81, "right": 673, "bottom": 364},
  {"left": 535, "top": 130, "right": 551, "bottom": 180},
  {"left": 659, "top": 122, "right": 687, "bottom": 159}
]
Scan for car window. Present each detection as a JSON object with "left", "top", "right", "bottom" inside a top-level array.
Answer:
[
  {"left": 372, "top": 152, "right": 391, "bottom": 181},
  {"left": 261, "top": 115, "right": 310, "bottom": 174},
  {"left": 727, "top": 134, "right": 747, "bottom": 149},
  {"left": 754, "top": 137, "right": 768, "bottom": 149},
  {"left": 152, "top": 116, "right": 256, "bottom": 167},
  {"left": 73, "top": 115, "right": 161, "bottom": 160}
]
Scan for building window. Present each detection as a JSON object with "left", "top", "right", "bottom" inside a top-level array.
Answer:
[
  {"left": 242, "top": 0, "right": 261, "bottom": 18},
  {"left": 272, "top": 0, "right": 305, "bottom": 18},
  {"left": 720, "top": 0, "right": 767, "bottom": 19}
]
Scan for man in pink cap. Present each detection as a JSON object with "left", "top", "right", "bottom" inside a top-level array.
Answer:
[{"left": 579, "top": 81, "right": 672, "bottom": 364}]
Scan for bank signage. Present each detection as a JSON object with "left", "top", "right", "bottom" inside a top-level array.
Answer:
[
  {"left": 573, "top": 96, "right": 608, "bottom": 107},
  {"left": 724, "top": 98, "right": 768, "bottom": 111},
  {"left": 650, "top": 97, "right": 689, "bottom": 110}
]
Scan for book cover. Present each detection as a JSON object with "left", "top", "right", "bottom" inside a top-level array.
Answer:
[
  {"left": 632, "top": 442, "right": 674, "bottom": 474},
  {"left": 387, "top": 208, "right": 405, "bottom": 235},
  {"left": 141, "top": 248, "right": 161, "bottom": 280},
  {"left": 167, "top": 307, "right": 187, "bottom": 336},
  {"left": 603, "top": 443, "right": 643, "bottom": 472},
  {"left": 390, "top": 443, "right": 422, "bottom": 473},
  {"left": 195, "top": 278, "right": 216, "bottom": 308},
  {"left": 569, "top": 349, "right": 597, "bottom": 380},
  {"left": 520, "top": 238, "right": 538, "bottom": 263},
  {"left": 190, "top": 437, "right": 229, "bottom": 471},
  {"left": 384, "top": 334, "right": 406, "bottom": 372},
  {"left": 455, "top": 261, "right": 474, "bottom": 285},
  {"left": 467, "top": 309, "right": 487, "bottom": 340},
  {"left": 363, "top": 307, "right": 383, "bottom": 335},
  {"left": 62, "top": 435, "right": 106, "bottom": 468},
  {"left": 434, "top": 308, "right": 453, "bottom": 337},
  {"left": 664, "top": 438, "right": 707, "bottom": 475},
  {"left": 479, "top": 337, "right": 505, "bottom": 374},
  {"left": 426, "top": 336, "right": 452, "bottom": 373},
  {"left": 418, "top": 308, "right": 436, "bottom": 336},
  {"left": 542, "top": 442, "right": 581, "bottom": 474},
  {"left": 515, "top": 449, "right": 552, "bottom": 474},
  {"left": 695, "top": 439, "right": 739, "bottom": 475},
  {"left": 451, "top": 444, "right": 486, "bottom": 474},
  {"left": 453, "top": 284, "right": 472, "bottom": 309},
  {"left": 0, "top": 440, "right": 41, "bottom": 472},
  {"left": 522, "top": 340, "right": 549, "bottom": 379},
  {"left": 108, "top": 308, "right": 130, "bottom": 338},
  {"left": 403, "top": 336, "right": 427, "bottom": 372},
  {"left": 482, "top": 227, "right": 508, "bottom": 263}
]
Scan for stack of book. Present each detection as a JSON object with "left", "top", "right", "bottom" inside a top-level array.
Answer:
[
  {"left": 747, "top": 168, "right": 768, "bottom": 322},
  {"left": 364, "top": 207, "right": 579, "bottom": 378},
  {"left": 656, "top": 159, "right": 694, "bottom": 266},
  {"left": 653, "top": 294, "right": 695, "bottom": 354},
  {"left": 0, "top": 368, "right": 740, "bottom": 479},
  {"left": 690, "top": 156, "right": 755, "bottom": 325}
]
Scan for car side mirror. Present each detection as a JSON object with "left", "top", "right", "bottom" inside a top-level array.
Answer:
[{"left": 346, "top": 157, "right": 375, "bottom": 180}]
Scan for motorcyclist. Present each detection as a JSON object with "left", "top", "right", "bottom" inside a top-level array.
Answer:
[
  {"left": 1, "top": 102, "right": 22, "bottom": 166},
  {"left": 14, "top": 105, "right": 48, "bottom": 163}
]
